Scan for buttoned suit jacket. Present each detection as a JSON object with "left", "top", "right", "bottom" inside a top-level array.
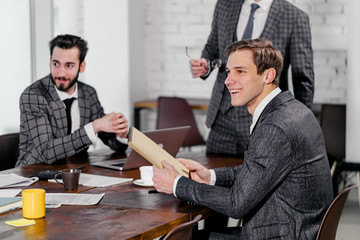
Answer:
[
  {"left": 202, "top": 0, "right": 314, "bottom": 133},
  {"left": 176, "top": 91, "right": 333, "bottom": 239},
  {"left": 16, "top": 75, "right": 127, "bottom": 166}
]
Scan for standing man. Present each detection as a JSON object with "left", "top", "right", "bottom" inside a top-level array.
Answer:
[
  {"left": 191, "top": 0, "right": 314, "bottom": 156},
  {"left": 155, "top": 39, "right": 332, "bottom": 239},
  {"left": 16, "top": 34, "right": 129, "bottom": 166}
]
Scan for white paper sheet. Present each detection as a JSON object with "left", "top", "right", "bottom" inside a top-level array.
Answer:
[
  {"left": 0, "top": 189, "right": 22, "bottom": 197},
  {"left": 0, "top": 173, "right": 38, "bottom": 188},
  {"left": 45, "top": 193, "right": 105, "bottom": 208},
  {"left": 49, "top": 173, "right": 133, "bottom": 187}
]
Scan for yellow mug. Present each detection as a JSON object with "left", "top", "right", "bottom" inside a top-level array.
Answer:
[{"left": 22, "top": 188, "right": 46, "bottom": 219}]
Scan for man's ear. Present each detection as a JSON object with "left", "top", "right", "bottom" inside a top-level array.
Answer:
[
  {"left": 264, "top": 68, "right": 276, "bottom": 84},
  {"left": 79, "top": 61, "right": 86, "bottom": 73}
]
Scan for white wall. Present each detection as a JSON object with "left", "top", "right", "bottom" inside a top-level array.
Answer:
[
  {"left": 0, "top": 0, "right": 32, "bottom": 134},
  {"left": 53, "top": 0, "right": 130, "bottom": 121},
  {"left": 83, "top": 0, "right": 130, "bottom": 119},
  {"left": 346, "top": 0, "right": 360, "bottom": 163},
  {"left": 31, "top": 0, "right": 53, "bottom": 80}
]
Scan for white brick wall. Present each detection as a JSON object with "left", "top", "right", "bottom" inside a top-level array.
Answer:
[{"left": 140, "top": 0, "right": 349, "bottom": 133}]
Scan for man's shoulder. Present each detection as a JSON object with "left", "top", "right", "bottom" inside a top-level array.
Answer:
[
  {"left": 77, "top": 81, "right": 97, "bottom": 95},
  {"left": 215, "top": 0, "right": 240, "bottom": 11},
  {"left": 260, "top": 92, "right": 312, "bottom": 126},
  {"left": 21, "top": 75, "right": 51, "bottom": 97},
  {"left": 276, "top": 0, "right": 308, "bottom": 16}
]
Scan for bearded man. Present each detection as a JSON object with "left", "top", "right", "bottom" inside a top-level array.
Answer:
[{"left": 16, "top": 34, "right": 129, "bottom": 166}]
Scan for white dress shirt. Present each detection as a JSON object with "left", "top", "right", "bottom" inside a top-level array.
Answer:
[
  {"left": 250, "top": 87, "right": 281, "bottom": 134},
  {"left": 55, "top": 84, "right": 97, "bottom": 143},
  {"left": 56, "top": 83, "right": 127, "bottom": 144},
  {"left": 237, "top": 0, "right": 273, "bottom": 40}
]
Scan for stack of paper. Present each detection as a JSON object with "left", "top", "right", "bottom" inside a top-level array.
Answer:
[
  {"left": 45, "top": 193, "right": 105, "bottom": 208},
  {"left": 49, "top": 173, "right": 133, "bottom": 188},
  {"left": 0, "top": 173, "right": 38, "bottom": 188}
]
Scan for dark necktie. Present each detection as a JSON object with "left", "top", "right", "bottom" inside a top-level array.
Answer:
[
  {"left": 242, "top": 3, "right": 260, "bottom": 40},
  {"left": 63, "top": 98, "right": 76, "bottom": 134}
]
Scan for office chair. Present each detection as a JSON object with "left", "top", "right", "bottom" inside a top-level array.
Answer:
[
  {"left": 156, "top": 97, "right": 205, "bottom": 147},
  {"left": 320, "top": 104, "right": 346, "bottom": 194},
  {"left": 0, "top": 133, "right": 19, "bottom": 170},
  {"left": 316, "top": 184, "right": 356, "bottom": 240},
  {"left": 162, "top": 214, "right": 202, "bottom": 240}
]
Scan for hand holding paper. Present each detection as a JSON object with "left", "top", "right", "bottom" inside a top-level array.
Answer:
[
  {"left": 128, "top": 127, "right": 189, "bottom": 177},
  {"left": 153, "top": 160, "right": 180, "bottom": 194}
]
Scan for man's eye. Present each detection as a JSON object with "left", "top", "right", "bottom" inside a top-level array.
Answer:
[
  {"left": 67, "top": 64, "right": 74, "bottom": 68},
  {"left": 53, "top": 62, "right": 58, "bottom": 67}
]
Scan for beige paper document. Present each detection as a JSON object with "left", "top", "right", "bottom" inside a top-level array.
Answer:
[{"left": 128, "top": 127, "right": 189, "bottom": 177}]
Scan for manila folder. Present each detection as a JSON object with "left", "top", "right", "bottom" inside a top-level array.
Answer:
[{"left": 128, "top": 127, "right": 189, "bottom": 177}]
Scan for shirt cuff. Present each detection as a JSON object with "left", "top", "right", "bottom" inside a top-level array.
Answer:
[
  {"left": 209, "top": 169, "right": 216, "bottom": 185},
  {"left": 116, "top": 136, "right": 128, "bottom": 144},
  {"left": 85, "top": 122, "right": 98, "bottom": 143},
  {"left": 173, "top": 175, "right": 182, "bottom": 197},
  {"left": 202, "top": 64, "right": 211, "bottom": 77}
]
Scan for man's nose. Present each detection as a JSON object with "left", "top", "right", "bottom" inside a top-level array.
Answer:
[
  {"left": 58, "top": 67, "right": 66, "bottom": 77},
  {"left": 224, "top": 73, "right": 233, "bottom": 86}
]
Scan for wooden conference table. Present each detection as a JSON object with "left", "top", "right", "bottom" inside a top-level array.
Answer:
[
  {"left": 133, "top": 98, "right": 209, "bottom": 130},
  {"left": 0, "top": 150, "right": 243, "bottom": 240}
]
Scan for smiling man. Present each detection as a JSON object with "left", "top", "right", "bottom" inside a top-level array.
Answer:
[
  {"left": 16, "top": 34, "right": 129, "bottom": 166},
  {"left": 153, "top": 39, "right": 333, "bottom": 239}
]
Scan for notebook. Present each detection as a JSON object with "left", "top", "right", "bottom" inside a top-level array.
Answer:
[
  {"left": 0, "top": 197, "right": 22, "bottom": 214},
  {"left": 91, "top": 126, "right": 190, "bottom": 171}
]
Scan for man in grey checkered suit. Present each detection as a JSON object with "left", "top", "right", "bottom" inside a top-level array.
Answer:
[
  {"left": 190, "top": 0, "right": 314, "bottom": 157},
  {"left": 16, "top": 34, "right": 129, "bottom": 166}
]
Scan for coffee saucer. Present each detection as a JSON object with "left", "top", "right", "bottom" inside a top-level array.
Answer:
[{"left": 133, "top": 179, "right": 154, "bottom": 187}]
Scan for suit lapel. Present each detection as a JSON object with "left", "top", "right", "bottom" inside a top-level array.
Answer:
[
  {"left": 42, "top": 75, "right": 69, "bottom": 135},
  {"left": 252, "top": 91, "right": 294, "bottom": 133},
  {"left": 228, "top": 0, "right": 245, "bottom": 42},
  {"left": 77, "top": 83, "right": 90, "bottom": 127},
  {"left": 260, "top": 0, "right": 284, "bottom": 40}
]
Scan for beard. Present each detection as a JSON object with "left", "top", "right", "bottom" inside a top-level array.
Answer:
[{"left": 50, "top": 70, "right": 80, "bottom": 92}]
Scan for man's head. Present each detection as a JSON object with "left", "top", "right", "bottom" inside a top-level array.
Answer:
[
  {"left": 49, "top": 34, "right": 89, "bottom": 95},
  {"left": 224, "top": 39, "right": 283, "bottom": 114}
]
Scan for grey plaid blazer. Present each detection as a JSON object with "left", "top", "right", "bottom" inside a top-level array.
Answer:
[
  {"left": 176, "top": 91, "right": 333, "bottom": 239},
  {"left": 16, "top": 75, "right": 127, "bottom": 166},
  {"left": 202, "top": 0, "right": 314, "bottom": 130}
]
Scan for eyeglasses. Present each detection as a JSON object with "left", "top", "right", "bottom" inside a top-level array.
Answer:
[{"left": 186, "top": 46, "right": 222, "bottom": 69}]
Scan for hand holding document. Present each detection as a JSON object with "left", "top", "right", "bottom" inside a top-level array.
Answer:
[{"left": 128, "top": 127, "right": 189, "bottom": 177}]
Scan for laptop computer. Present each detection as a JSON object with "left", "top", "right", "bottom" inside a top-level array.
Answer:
[{"left": 91, "top": 126, "right": 190, "bottom": 171}]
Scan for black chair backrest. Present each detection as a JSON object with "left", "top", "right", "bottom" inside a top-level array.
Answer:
[
  {"left": 156, "top": 97, "right": 205, "bottom": 147},
  {"left": 316, "top": 185, "right": 356, "bottom": 240},
  {"left": 320, "top": 104, "right": 346, "bottom": 159},
  {"left": 0, "top": 133, "right": 19, "bottom": 170}
]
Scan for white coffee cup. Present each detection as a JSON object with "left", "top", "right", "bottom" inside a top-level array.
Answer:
[{"left": 139, "top": 166, "right": 154, "bottom": 184}]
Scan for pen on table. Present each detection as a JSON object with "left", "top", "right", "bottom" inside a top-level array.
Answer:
[
  {"left": 74, "top": 166, "right": 84, "bottom": 171},
  {"left": 148, "top": 189, "right": 158, "bottom": 194}
]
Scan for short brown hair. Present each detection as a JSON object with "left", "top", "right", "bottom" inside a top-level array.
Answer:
[
  {"left": 226, "top": 39, "right": 283, "bottom": 85},
  {"left": 49, "top": 34, "right": 88, "bottom": 64}
]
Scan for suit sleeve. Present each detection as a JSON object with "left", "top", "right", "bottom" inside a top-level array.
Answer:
[
  {"left": 200, "top": 0, "right": 222, "bottom": 80},
  {"left": 86, "top": 88, "right": 128, "bottom": 154},
  {"left": 289, "top": 12, "right": 314, "bottom": 108},
  {"left": 19, "top": 91, "right": 92, "bottom": 165},
  {"left": 175, "top": 123, "right": 293, "bottom": 219}
]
